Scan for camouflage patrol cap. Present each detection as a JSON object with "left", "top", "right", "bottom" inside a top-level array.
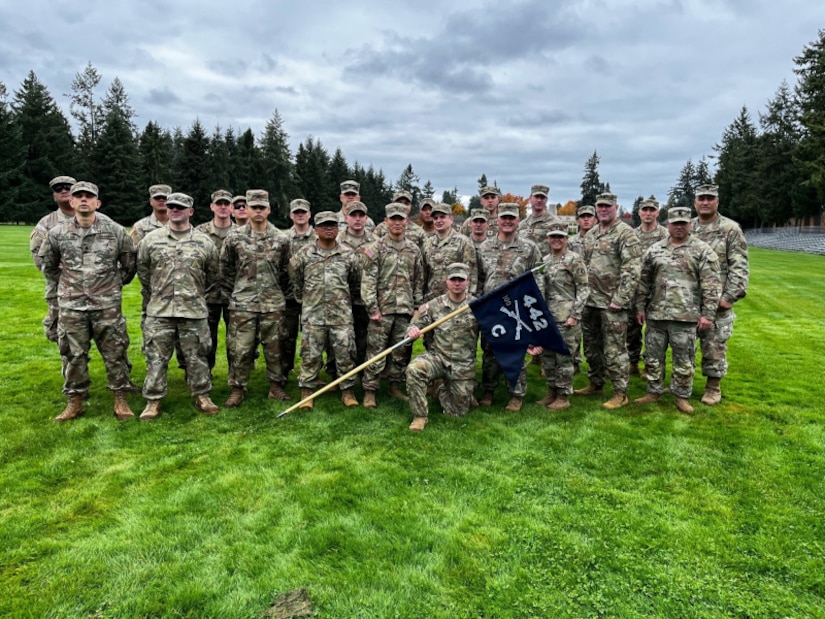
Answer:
[
  {"left": 231, "top": 195, "right": 247, "bottom": 205},
  {"left": 344, "top": 201, "right": 367, "bottom": 215},
  {"left": 340, "top": 180, "right": 360, "bottom": 194},
  {"left": 546, "top": 222, "right": 568, "bottom": 237},
  {"left": 480, "top": 185, "right": 501, "bottom": 197},
  {"left": 470, "top": 208, "right": 488, "bottom": 222},
  {"left": 314, "top": 211, "right": 338, "bottom": 226},
  {"left": 393, "top": 190, "right": 412, "bottom": 203},
  {"left": 70, "top": 181, "right": 98, "bottom": 197},
  {"left": 668, "top": 207, "right": 692, "bottom": 223},
  {"left": 531, "top": 184, "right": 549, "bottom": 197},
  {"left": 639, "top": 198, "right": 660, "bottom": 210},
  {"left": 419, "top": 198, "right": 436, "bottom": 209},
  {"left": 498, "top": 202, "right": 520, "bottom": 217},
  {"left": 49, "top": 175, "right": 77, "bottom": 189},
  {"left": 167, "top": 192, "right": 194, "bottom": 208},
  {"left": 432, "top": 203, "right": 452, "bottom": 216},
  {"left": 290, "top": 198, "right": 310, "bottom": 213},
  {"left": 246, "top": 189, "right": 269, "bottom": 207},
  {"left": 149, "top": 184, "right": 172, "bottom": 198},
  {"left": 577, "top": 204, "right": 596, "bottom": 217},
  {"left": 211, "top": 189, "right": 233, "bottom": 203},
  {"left": 696, "top": 184, "right": 719, "bottom": 197},
  {"left": 385, "top": 202, "right": 407, "bottom": 219},
  {"left": 446, "top": 262, "right": 470, "bottom": 280},
  {"left": 595, "top": 193, "right": 618, "bottom": 206}
]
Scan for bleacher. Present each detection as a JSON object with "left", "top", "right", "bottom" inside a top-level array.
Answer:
[{"left": 745, "top": 227, "right": 825, "bottom": 256}]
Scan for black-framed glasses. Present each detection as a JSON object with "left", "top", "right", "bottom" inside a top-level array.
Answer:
[
  {"left": 234, "top": 203, "right": 248, "bottom": 209},
  {"left": 167, "top": 203, "right": 189, "bottom": 210}
]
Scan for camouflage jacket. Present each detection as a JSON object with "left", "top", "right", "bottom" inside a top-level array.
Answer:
[
  {"left": 422, "top": 229, "right": 478, "bottom": 301},
  {"left": 690, "top": 214, "right": 749, "bottom": 306},
  {"left": 519, "top": 211, "right": 560, "bottom": 255},
  {"left": 582, "top": 219, "right": 641, "bottom": 309},
  {"left": 196, "top": 220, "right": 237, "bottom": 304},
  {"left": 478, "top": 235, "right": 542, "bottom": 294},
  {"left": 538, "top": 249, "right": 590, "bottom": 323},
  {"left": 636, "top": 236, "right": 722, "bottom": 323},
  {"left": 566, "top": 232, "right": 587, "bottom": 258},
  {"left": 337, "top": 210, "right": 376, "bottom": 233},
  {"left": 137, "top": 225, "right": 219, "bottom": 319},
  {"left": 288, "top": 241, "right": 361, "bottom": 326},
  {"left": 459, "top": 218, "right": 498, "bottom": 240},
  {"left": 130, "top": 212, "right": 166, "bottom": 247},
  {"left": 635, "top": 224, "right": 668, "bottom": 253},
  {"left": 39, "top": 215, "right": 136, "bottom": 311},
  {"left": 361, "top": 236, "right": 424, "bottom": 316},
  {"left": 338, "top": 229, "right": 373, "bottom": 306},
  {"left": 373, "top": 220, "right": 427, "bottom": 250},
  {"left": 281, "top": 226, "right": 317, "bottom": 302},
  {"left": 411, "top": 293, "right": 479, "bottom": 379},
  {"left": 221, "top": 223, "right": 289, "bottom": 313}
]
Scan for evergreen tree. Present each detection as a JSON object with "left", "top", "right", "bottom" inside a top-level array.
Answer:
[
  {"left": 441, "top": 187, "right": 459, "bottom": 204},
  {"left": 260, "top": 111, "right": 295, "bottom": 224},
  {"left": 793, "top": 28, "right": 825, "bottom": 217},
  {"left": 67, "top": 62, "right": 103, "bottom": 178},
  {"left": 208, "top": 125, "right": 231, "bottom": 190},
  {"left": 714, "top": 106, "right": 760, "bottom": 226},
  {"left": 579, "top": 150, "right": 604, "bottom": 205},
  {"left": 631, "top": 195, "right": 644, "bottom": 227},
  {"left": 139, "top": 121, "right": 174, "bottom": 190},
  {"left": 102, "top": 78, "right": 137, "bottom": 134},
  {"left": 694, "top": 157, "right": 713, "bottom": 186},
  {"left": 421, "top": 180, "right": 435, "bottom": 198},
  {"left": 668, "top": 159, "right": 696, "bottom": 209},
  {"left": 294, "top": 136, "right": 333, "bottom": 211},
  {"left": 178, "top": 119, "right": 212, "bottom": 223},
  {"left": 395, "top": 163, "right": 421, "bottom": 207},
  {"left": 327, "top": 147, "right": 350, "bottom": 198},
  {"left": 235, "top": 128, "right": 263, "bottom": 194},
  {"left": 224, "top": 126, "right": 240, "bottom": 191},
  {"left": 95, "top": 108, "right": 142, "bottom": 224},
  {"left": 169, "top": 126, "right": 185, "bottom": 187},
  {"left": 0, "top": 82, "right": 24, "bottom": 223}
]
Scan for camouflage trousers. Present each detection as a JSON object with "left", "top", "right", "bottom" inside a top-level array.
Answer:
[
  {"left": 581, "top": 306, "right": 629, "bottom": 393},
  {"left": 481, "top": 335, "right": 528, "bottom": 397},
  {"left": 142, "top": 316, "right": 212, "bottom": 400},
  {"left": 362, "top": 313, "right": 411, "bottom": 390},
  {"left": 227, "top": 309, "right": 285, "bottom": 388},
  {"left": 324, "top": 305, "right": 368, "bottom": 378},
  {"left": 299, "top": 323, "right": 356, "bottom": 390},
  {"left": 698, "top": 308, "right": 735, "bottom": 378},
  {"left": 541, "top": 322, "right": 581, "bottom": 396},
  {"left": 280, "top": 299, "right": 301, "bottom": 377},
  {"left": 627, "top": 312, "right": 644, "bottom": 365},
  {"left": 406, "top": 352, "right": 475, "bottom": 418},
  {"left": 43, "top": 298, "right": 60, "bottom": 343},
  {"left": 58, "top": 307, "right": 131, "bottom": 396},
  {"left": 206, "top": 302, "right": 231, "bottom": 370},
  {"left": 644, "top": 320, "right": 697, "bottom": 398}
]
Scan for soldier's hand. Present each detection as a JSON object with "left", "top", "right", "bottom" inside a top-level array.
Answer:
[
  {"left": 407, "top": 326, "right": 422, "bottom": 340},
  {"left": 565, "top": 317, "right": 577, "bottom": 327},
  {"left": 636, "top": 312, "right": 646, "bottom": 325},
  {"left": 718, "top": 299, "right": 732, "bottom": 311},
  {"left": 527, "top": 345, "right": 543, "bottom": 356},
  {"left": 697, "top": 317, "right": 713, "bottom": 331},
  {"left": 608, "top": 302, "right": 623, "bottom": 312},
  {"left": 370, "top": 311, "right": 382, "bottom": 322}
]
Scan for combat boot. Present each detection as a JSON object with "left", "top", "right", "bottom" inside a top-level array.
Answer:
[
  {"left": 538, "top": 388, "right": 558, "bottom": 406},
  {"left": 479, "top": 390, "right": 495, "bottom": 406},
  {"left": 629, "top": 362, "right": 640, "bottom": 376},
  {"left": 547, "top": 395, "right": 570, "bottom": 411},
  {"left": 504, "top": 396, "right": 522, "bottom": 412},
  {"left": 633, "top": 393, "right": 660, "bottom": 405},
  {"left": 363, "top": 390, "right": 377, "bottom": 408},
  {"left": 701, "top": 377, "right": 722, "bottom": 406},
  {"left": 639, "top": 366, "right": 648, "bottom": 380},
  {"left": 113, "top": 391, "right": 135, "bottom": 420},
  {"left": 225, "top": 387, "right": 245, "bottom": 408},
  {"left": 388, "top": 383, "right": 409, "bottom": 402},
  {"left": 409, "top": 416, "right": 428, "bottom": 432},
  {"left": 574, "top": 383, "right": 603, "bottom": 396},
  {"left": 194, "top": 394, "right": 220, "bottom": 415},
  {"left": 267, "top": 382, "right": 291, "bottom": 401},
  {"left": 53, "top": 395, "right": 84, "bottom": 423},
  {"left": 675, "top": 397, "right": 694, "bottom": 414},
  {"left": 602, "top": 392, "right": 629, "bottom": 409},
  {"left": 139, "top": 400, "right": 161, "bottom": 421},
  {"left": 341, "top": 389, "right": 359, "bottom": 407},
  {"left": 125, "top": 380, "right": 143, "bottom": 394},
  {"left": 298, "top": 388, "right": 314, "bottom": 410}
]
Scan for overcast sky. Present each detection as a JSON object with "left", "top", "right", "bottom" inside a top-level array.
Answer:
[{"left": 1, "top": 0, "right": 822, "bottom": 206}]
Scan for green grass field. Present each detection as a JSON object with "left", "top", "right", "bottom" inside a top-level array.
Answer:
[{"left": 1, "top": 225, "right": 823, "bottom": 618}]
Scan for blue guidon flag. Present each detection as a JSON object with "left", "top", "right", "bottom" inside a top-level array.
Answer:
[{"left": 469, "top": 270, "right": 569, "bottom": 389}]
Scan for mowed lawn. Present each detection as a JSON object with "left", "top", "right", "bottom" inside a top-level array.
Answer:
[{"left": 0, "top": 225, "right": 823, "bottom": 619}]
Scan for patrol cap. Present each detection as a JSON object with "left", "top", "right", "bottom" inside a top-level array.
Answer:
[
  {"left": 246, "top": 189, "right": 269, "bottom": 207},
  {"left": 431, "top": 203, "right": 452, "bottom": 216},
  {"left": 70, "top": 181, "right": 98, "bottom": 197},
  {"left": 149, "top": 184, "right": 172, "bottom": 198},
  {"left": 546, "top": 222, "right": 568, "bottom": 237},
  {"left": 577, "top": 204, "right": 596, "bottom": 217},
  {"left": 50, "top": 176, "right": 76, "bottom": 190},
  {"left": 498, "top": 202, "right": 520, "bottom": 217},
  {"left": 446, "top": 262, "right": 470, "bottom": 280},
  {"left": 385, "top": 202, "right": 407, "bottom": 218},
  {"left": 167, "top": 192, "right": 193, "bottom": 208},
  {"left": 393, "top": 190, "right": 412, "bottom": 203},
  {"left": 340, "top": 180, "right": 360, "bottom": 194},
  {"left": 470, "top": 208, "right": 488, "bottom": 222},
  {"left": 419, "top": 198, "right": 436, "bottom": 209},
  {"left": 231, "top": 195, "right": 247, "bottom": 205},
  {"left": 696, "top": 184, "right": 719, "bottom": 197},
  {"left": 211, "top": 189, "right": 233, "bottom": 203},
  {"left": 480, "top": 185, "right": 501, "bottom": 197},
  {"left": 314, "top": 211, "right": 338, "bottom": 226},
  {"left": 531, "top": 184, "right": 549, "bottom": 197},
  {"left": 344, "top": 201, "right": 367, "bottom": 215},
  {"left": 290, "top": 198, "right": 310, "bottom": 213},
  {"left": 668, "top": 206, "right": 692, "bottom": 223},
  {"left": 595, "top": 192, "right": 617, "bottom": 206},
  {"left": 639, "top": 198, "right": 660, "bottom": 210}
]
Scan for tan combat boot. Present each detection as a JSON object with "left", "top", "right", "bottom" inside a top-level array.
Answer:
[
  {"left": 388, "top": 383, "right": 409, "bottom": 402},
  {"left": 225, "top": 387, "right": 245, "bottom": 408},
  {"left": 538, "top": 388, "right": 558, "bottom": 406},
  {"left": 548, "top": 395, "right": 570, "bottom": 411},
  {"left": 113, "top": 391, "right": 135, "bottom": 420},
  {"left": 504, "top": 397, "right": 522, "bottom": 412},
  {"left": 574, "top": 383, "right": 603, "bottom": 396},
  {"left": 267, "top": 382, "right": 291, "bottom": 401},
  {"left": 195, "top": 394, "right": 220, "bottom": 415},
  {"left": 363, "top": 390, "right": 377, "bottom": 408},
  {"left": 701, "top": 377, "right": 722, "bottom": 406},
  {"left": 341, "top": 389, "right": 359, "bottom": 407},
  {"left": 602, "top": 392, "right": 629, "bottom": 409},
  {"left": 478, "top": 390, "right": 495, "bottom": 407},
  {"left": 633, "top": 393, "right": 660, "bottom": 405},
  {"left": 409, "top": 416, "right": 428, "bottom": 432},
  {"left": 298, "top": 388, "right": 314, "bottom": 410},
  {"left": 675, "top": 397, "right": 695, "bottom": 414},
  {"left": 54, "top": 395, "right": 84, "bottom": 423},
  {"left": 139, "top": 400, "right": 161, "bottom": 421}
]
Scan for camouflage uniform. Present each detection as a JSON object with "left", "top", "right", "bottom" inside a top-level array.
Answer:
[
  {"left": 221, "top": 222, "right": 289, "bottom": 390},
  {"left": 422, "top": 229, "right": 478, "bottom": 301},
  {"left": 337, "top": 210, "right": 376, "bottom": 233},
  {"left": 280, "top": 225, "right": 316, "bottom": 377},
  {"left": 459, "top": 217, "right": 498, "bottom": 239},
  {"left": 581, "top": 218, "right": 641, "bottom": 394},
  {"left": 196, "top": 219, "right": 237, "bottom": 369},
  {"left": 636, "top": 236, "right": 721, "bottom": 397},
  {"left": 628, "top": 223, "right": 668, "bottom": 366},
  {"left": 130, "top": 212, "right": 166, "bottom": 247},
  {"left": 338, "top": 228, "right": 373, "bottom": 367},
  {"left": 39, "top": 215, "right": 136, "bottom": 396},
  {"left": 289, "top": 240, "right": 361, "bottom": 390},
  {"left": 361, "top": 235, "right": 424, "bottom": 390},
  {"left": 478, "top": 234, "right": 543, "bottom": 397},
  {"left": 519, "top": 211, "right": 560, "bottom": 256},
  {"left": 137, "top": 225, "right": 220, "bottom": 400},
  {"left": 690, "top": 214, "right": 749, "bottom": 378},
  {"left": 373, "top": 219, "right": 428, "bottom": 250}
]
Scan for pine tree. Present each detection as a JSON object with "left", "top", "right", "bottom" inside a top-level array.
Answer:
[
  {"left": 235, "top": 128, "right": 263, "bottom": 195},
  {"left": 441, "top": 187, "right": 459, "bottom": 204},
  {"left": 95, "top": 108, "right": 142, "bottom": 224},
  {"left": 579, "top": 150, "right": 604, "bottom": 206},
  {"left": 139, "top": 121, "right": 174, "bottom": 190},
  {"left": 714, "top": 106, "right": 760, "bottom": 226},
  {"left": 178, "top": 119, "right": 212, "bottom": 223},
  {"left": 294, "top": 136, "right": 332, "bottom": 211},
  {"left": 395, "top": 164, "right": 421, "bottom": 207},
  {"left": 0, "top": 82, "right": 24, "bottom": 223},
  {"left": 67, "top": 62, "right": 103, "bottom": 178},
  {"left": 793, "top": 28, "right": 825, "bottom": 217},
  {"left": 631, "top": 195, "right": 644, "bottom": 227},
  {"left": 259, "top": 110, "right": 295, "bottom": 222},
  {"left": 208, "top": 125, "right": 231, "bottom": 190},
  {"left": 668, "top": 159, "right": 696, "bottom": 209},
  {"left": 421, "top": 180, "right": 435, "bottom": 198}
]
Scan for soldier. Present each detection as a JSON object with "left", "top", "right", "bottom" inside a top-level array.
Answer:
[
  {"left": 130, "top": 184, "right": 172, "bottom": 246},
  {"left": 519, "top": 184, "right": 560, "bottom": 255},
  {"left": 337, "top": 179, "right": 376, "bottom": 233},
  {"left": 414, "top": 198, "right": 437, "bottom": 237},
  {"left": 280, "top": 199, "right": 316, "bottom": 380},
  {"left": 361, "top": 203, "right": 424, "bottom": 407},
  {"left": 467, "top": 209, "right": 490, "bottom": 249},
  {"left": 460, "top": 186, "right": 500, "bottom": 238},
  {"left": 629, "top": 198, "right": 668, "bottom": 377},
  {"left": 567, "top": 204, "right": 596, "bottom": 373},
  {"left": 635, "top": 207, "right": 722, "bottom": 413},
  {"left": 690, "top": 184, "right": 749, "bottom": 405},
  {"left": 537, "top": 222, "right": 590, "bottom": 411},
  {"left": 477, "top": 203, "right": 543, "bottom": 411},
  {"left": 196, "top": 189, "right": 238, "bottom": 370},
  {"left": 406, "top": 262, "right": 479, "bottom": 431},
  {"left": 338, "top": 200, "right": 373, "bottom": 368},
  {"left": 373, "top": 190, "right": 427, "bottom": 249},
  {"left": 221, "top": 190, "right": 291, "bottom": 407},
  {"left": 39, "top": 181, "right": 137, "bottom": 422},
  {"left": 422, "top": 203, "right": 477, "bottom": 301},
  {"left": 136, "top": 192, "right": 221, "bottom": 419},
  {"left": 575, "top": 192, "right": 641, "bottom": 409},
  {"left": 231, "top": 195, "right": 249, "bottom": 226},
  {"left": 289, "top": 211, "right": 361, "bottom": 409}
]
